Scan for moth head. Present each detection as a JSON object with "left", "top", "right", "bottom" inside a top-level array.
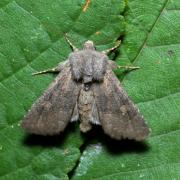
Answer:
[{"left": 83, "top": 40, "right": 95, "bottom": 50}]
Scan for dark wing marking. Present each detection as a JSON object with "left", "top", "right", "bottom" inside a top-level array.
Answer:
[
  {"left": 93, "top": 68, "right": 149, "bottom": 141},
  {"left": 22, "top": 63, "right": 81, "bottom": 135}
]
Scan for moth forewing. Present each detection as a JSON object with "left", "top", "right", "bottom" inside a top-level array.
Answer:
[
  {"left": 22, "top": 63, "right": 81, "bottom": 135},
  {"left": 92, "top": 67, "right": 149, "bottom": 141}
]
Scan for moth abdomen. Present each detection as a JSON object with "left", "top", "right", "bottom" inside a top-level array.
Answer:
[
  {"left": 78, "top": 88, "right": 93, "bottom": 132},
  {"left": 78, "top": 85, "right": 100, "bottom": 132}
]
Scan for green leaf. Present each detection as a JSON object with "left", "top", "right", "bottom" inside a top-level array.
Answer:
[
  {"left": 0, "top": 0, "right": 125, "bottom": 179},
  {"left": 72, "top": 0, "right": 180, "bottom": 179}
]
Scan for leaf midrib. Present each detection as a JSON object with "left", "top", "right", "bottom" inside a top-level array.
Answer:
[{"left": 129, "top": 0, "right": 169, "bottom": 66}]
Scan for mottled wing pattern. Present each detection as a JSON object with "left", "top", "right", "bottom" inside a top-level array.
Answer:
[
  {"left": 93, "top": 67, "right": 149, "bottom": 141},
  {"left": 22, "top": 63, "right": 81, "bottom": 135}
]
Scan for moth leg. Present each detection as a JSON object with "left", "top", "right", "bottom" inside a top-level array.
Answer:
[
  {"left": 108, "top": 60, "right": 139, "bottom": 71},
  {"left": 102, "top": 40, "right": 121, "bottom": 54},
  {"left": 65, "top": 33, "right": 79, "bottom": 52},
  {"left": 32, "top": 61, "right": 67, "bottom": 75},
  {"left": 117, "top": 65, "right": 140, "bottom": 70}
]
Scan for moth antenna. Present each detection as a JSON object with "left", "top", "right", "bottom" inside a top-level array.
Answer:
[
  {"left": 32, "top": 68, "right": 58, "bottom": 75},
  {"left": 32, "top": 61, "right": 67, "bottom": 75},
  {"left": 65, "top": 33, "right": 79, "bottom": 52},
  {"left": 102, "top": 40, "right": 121, "bottom": 54}
]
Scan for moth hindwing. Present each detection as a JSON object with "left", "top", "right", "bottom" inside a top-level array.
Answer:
[{"left": 22, "top": 39, "right": 150, "bottom": 141}]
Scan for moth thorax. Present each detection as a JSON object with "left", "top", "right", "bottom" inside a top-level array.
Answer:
[
  {"left": 83, "top": 74, "right": 92, "bottom": 83},
  {"left": 83, "top": 40, "right": 95, "bottom": 50}
]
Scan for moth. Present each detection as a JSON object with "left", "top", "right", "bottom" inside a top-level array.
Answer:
[{"left": 22, "top": 36, "right": 150, "bottom": 141}]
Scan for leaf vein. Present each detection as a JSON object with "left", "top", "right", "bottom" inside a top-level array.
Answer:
[
  {"left": 131, "top": 0, "right": 169, "bottom": 65},
  {"left": 137, "top": 91, "right": 180, "bottom": 104},
  {"left": 93, "top": 162, "right": 180, "bottom": 180}
]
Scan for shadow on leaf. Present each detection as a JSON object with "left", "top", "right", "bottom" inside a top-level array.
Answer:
[
  {"left": 23, "top": 123, "right": 77, "bottom": 148},
  {"left": 81, "top": 125, "right": 150, "bottom": 155},
  {"left": 23, "top": 122, "right": 149, "bottom": 154}
]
